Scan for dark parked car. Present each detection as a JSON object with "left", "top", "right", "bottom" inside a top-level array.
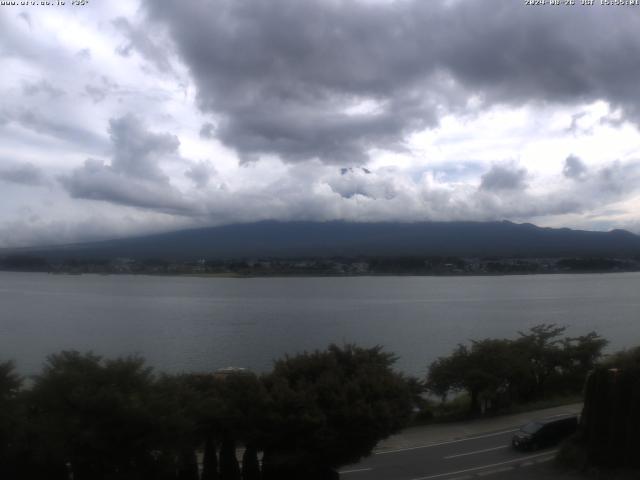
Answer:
[{"left": 512, "top": 415, "right": 578, "bottom": 451}]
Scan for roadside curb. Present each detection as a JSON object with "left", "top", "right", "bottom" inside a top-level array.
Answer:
[{"left": 374, "top": 403, "right": 583, "bottom": 454}]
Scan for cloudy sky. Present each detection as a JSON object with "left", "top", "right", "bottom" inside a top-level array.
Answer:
[{"left": 1, "top": 0, "right": 640, "bottom": 247}]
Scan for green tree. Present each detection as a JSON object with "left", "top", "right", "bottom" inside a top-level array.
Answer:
[
  {"left": 202, "top": 435, "right": 220, "bottom": 480},
  {"left": 241, "top": 444, "right": 261, "bottom": 480},
  {"left": 0, "top": 360, "right": 21, "bottom": 399},
  {"left": 186, "top": 371, "right": 268, "bottom": 480},
  {"left": 261, "top": 344, "right": 413, "bottom": 479},
  {"left": 560, "top": 332, "right": 608, "bottom": 391},
  {"left": 515, "top": 324, "right": 566, "bottom": 399},
  {"left": 426, "top": 348, "right": 466, "bottom": 403},
  {"left": 219, "top": 433, "right": 241, "bottom": 480},
  {"left": 27, "top": 351, "right": 158, "bottom": 480},
  {"left": 426, "top": 325, "right": 607, "bottom": 416},
  {"left": 151, "top": 373, "right": 217, "bottom": 480},
  {"left": 0, "top": 361, "right": 24, "bottom": 479},
  {"left": 465, "top": 339, "right": 523, "bottom": 413},
  {"left": 576, "top": 346, "right": 640, "bottom": 469},
  {"left": 426, "top": 340, "right": 524, "bottom": 415}
]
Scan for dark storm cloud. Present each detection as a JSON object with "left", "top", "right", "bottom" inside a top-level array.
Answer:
[
  {"left": 596, "top": 161, "right": 639, "bottom": 195},
  {"left": 60, "top": 115, "right": 191, "bottom": 214},
  {"left": 143, "top": 0, "right": 447, "bottom": 164},
  {"left": 185, "top": 160, "right": 215, "bottom": 189},
  {"left": 62, "top": 159, "right": 191, "bottom": 213},
  {"left": 563, "top": 155, "right": 588, "bottom": 180},
  {"left": 199, "top": 122, "right": 216, "bottom": 139},
  {"left": 143, "top": 0, "right": 640, "bottom": 165},
  {"left": 556, "top": 159, "right": 640, "bottom": 212},
  {"left": 480, "top": 164, "right": 527, "bottom": 192},
  {"left": 0, "top": 162, "right": 46, "bottom": 186},
  {"left": 108, "top": 114, "right": 179, "bottom": 181}
]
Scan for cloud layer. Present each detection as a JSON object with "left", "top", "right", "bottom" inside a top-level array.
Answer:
[
  {"left": 61, "top": 115, "right": 191, "bottom": 213},
  {"left": 1, "top": 1, "right": 640, "bottom": 246},
  {"left": 144, "top": 0, "right": 640, "bottom": 164}
]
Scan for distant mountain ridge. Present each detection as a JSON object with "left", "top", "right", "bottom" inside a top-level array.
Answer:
[{"left": 5, "top": 221, "right": 640, "bottom": 261}]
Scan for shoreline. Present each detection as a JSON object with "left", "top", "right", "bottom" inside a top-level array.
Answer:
[{"left": 1, "top": 269, "right": 640, "bottom": 279}]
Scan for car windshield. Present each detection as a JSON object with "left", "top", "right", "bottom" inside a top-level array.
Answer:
[{"left": 521, "top": 422, "right": 543, "bottom": 434}]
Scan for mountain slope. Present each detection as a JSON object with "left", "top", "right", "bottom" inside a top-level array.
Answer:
[{"left": 7, "top": 221, "right": 640, "bottom": 261}]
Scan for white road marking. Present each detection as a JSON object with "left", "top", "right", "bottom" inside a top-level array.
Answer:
[
  {"left": 443, "top": 445, "right": 508, "bottom": 459},
  {"left": 410, "top": 450, "right": 558, "bottom": 480},
  {"left": 375, "top": 429, "right": 519, "bottom": 455},
  {"left": 535, "top": 456, "right": 554, "bottom": 464},
  {"left": 477, "top": 466, "right": 514, "bottom": 476},
  {"left": 339, "top": 467, "right": 373, "bottom": 474}
]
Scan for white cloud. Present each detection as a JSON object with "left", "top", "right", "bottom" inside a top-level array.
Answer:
[{"left": 1, "top": 0, "right": 640, "bottom": 247}]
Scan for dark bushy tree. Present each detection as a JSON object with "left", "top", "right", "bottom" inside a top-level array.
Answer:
[
  {"left": 213, "top": 371, "right": 268, "bottom": 480},
  {"left": 27, "top": 351, "right": 157, "bottom": 480},
  {"left": 261, "top": 344, "right": 413, "bottom": 479},
  {"left": 177, "top": 448, "right": 199, "bottom": 480},
  {"left": 0, "top": 361, "right": 24, "bottom": 479},
  {"left": 219, "top": 434, "right": 241, "bottom": 480},
  {"left": 560, "top": 332, "right": 608, "bottom": 391},
  {"left": 241, "top": 444, "right": 261, "bottom": 480},
  {"left": 426, "top": 325, "right": 608, "bottom": 415},
  {"left": 577, "top": 347, "right": 640, "bottom": 469},
  {"left": 201, "top": 435, "right": 220, "bottom": 480},
  {"left": 426, "top": 340, "right": 524, "bottom": 414},
  {"left": 426, "top": 346, "right": 466, "bottom": 403},
  {"left": 1, "top": 344, "right": 420, "bottom": 479},
  {"left": 515, "top": 324, "right": 567, "bottom": 399},
  {"left": 150, "top": 372, "right": 224, "bottom": 480},
  {"left": 0, "top": 360, "right": 21, "bottom": 398}
]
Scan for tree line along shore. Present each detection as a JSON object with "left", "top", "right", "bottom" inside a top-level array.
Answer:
[
  {"left": 1, "top": 325, "right": 638, "bottom": 479},
  {"left": 2, "top": 254, "right": 640, "bottom": 276}
]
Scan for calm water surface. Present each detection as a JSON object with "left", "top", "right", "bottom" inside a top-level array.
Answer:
[{"left": 1, "top": 272, "right": 638, "bottom": 376}]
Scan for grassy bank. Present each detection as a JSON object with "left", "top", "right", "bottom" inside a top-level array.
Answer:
[{"left": 412, "top": 393, "right": 583, "bottom": 426}]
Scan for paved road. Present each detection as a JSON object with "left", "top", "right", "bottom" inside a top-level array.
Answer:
[{"left": 339, "top": 405, "right": 583, "bottom": 480}]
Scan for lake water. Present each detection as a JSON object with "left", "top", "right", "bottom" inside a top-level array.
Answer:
[{"left": 1, "top": 271, "right": 638, "bottom": 377}]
